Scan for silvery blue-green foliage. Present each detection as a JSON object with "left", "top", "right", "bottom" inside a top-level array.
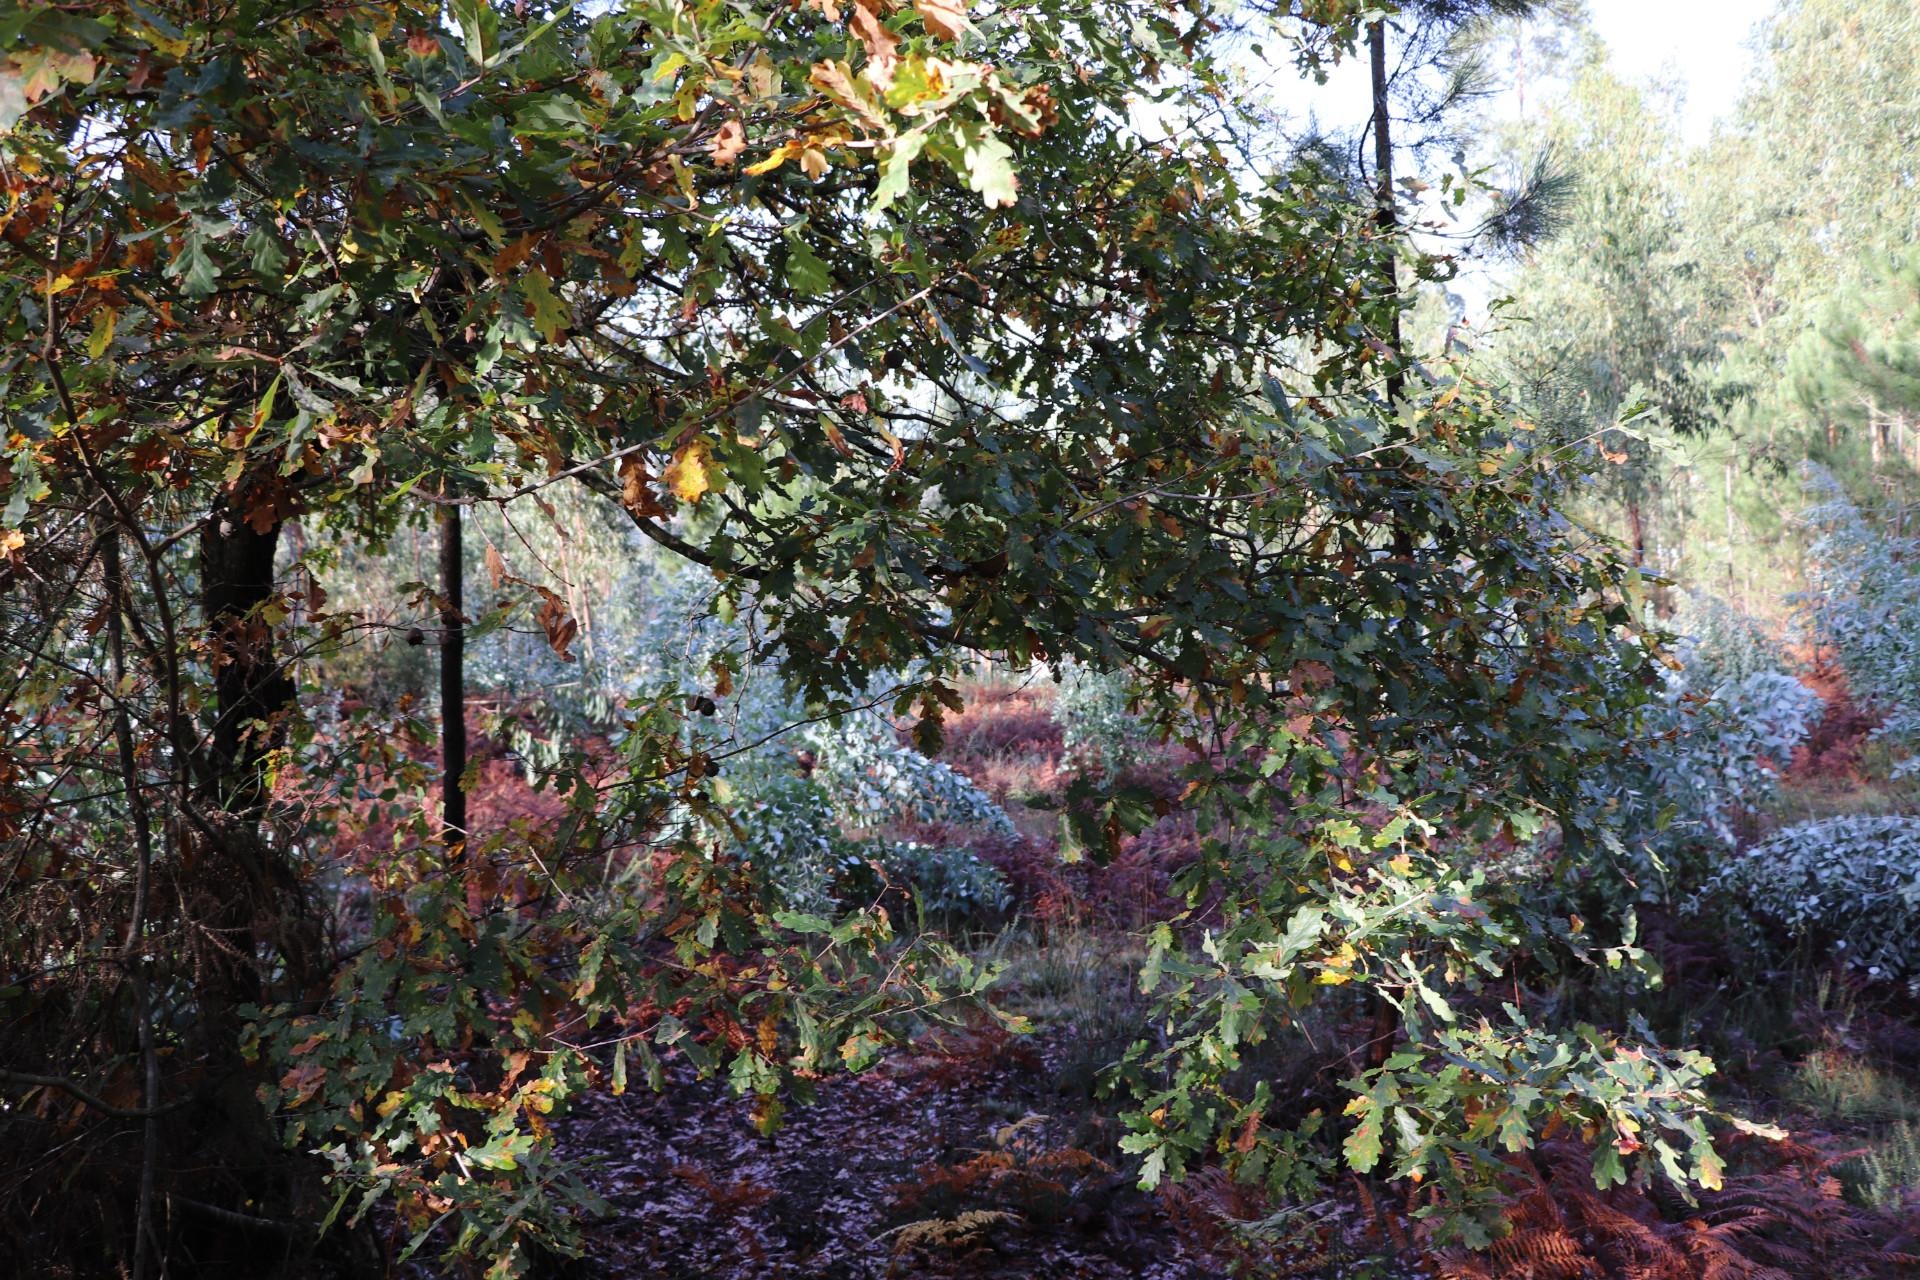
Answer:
[
  {"left": 1694, "top": 815, "right": 1920, "bottom": 988},
  {"left": 461, "top": 495, "right": 660, "bottom": 734},
  {"left": 804, "top": 713, "right": 1015, "bottom": 840},
  {"left": 724, "top": 777, "right": 1009, "bottom": 922},
  {"left": 1580, "top": 597, "right": 1820, "bottom": 902},
  {"left": 1669, "top": 592, "right": 1791, "bottom": 690},
  {"left": 1054, "top": 661, "right": 1148, "bottom": 772},
  {"left": 1666, "top": 669, "right": 1825, "bottom": 847},
  {"left": 887, "top": 841, "right": 1014, "bottom": 923},
  {"left": 628, "top": 560, "right": 1013, "bottom": 917},
  {"left": 1798, "top": 466, "right": 1920, "bottom": 776},
  {"left": 728, "top": 776, "right": 864, "bottom": 917}
]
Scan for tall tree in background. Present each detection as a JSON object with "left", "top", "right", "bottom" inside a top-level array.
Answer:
[
  {"left": 1790, "top": 255, "right": 1920, "bottom": 509},
  {"left": 1494, "top": 58, "right": 1717, "bottom": 573},
  {"left": 1278, "top": 2, "right": 1578, "bottom": 381},
  {"left": 1683, "top": 0, "right": 1920, "bottom": 525}
]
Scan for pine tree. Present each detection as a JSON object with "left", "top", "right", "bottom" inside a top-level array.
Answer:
[{"left": 1790, "top": 255, "right": 1920, "bottom": 502}]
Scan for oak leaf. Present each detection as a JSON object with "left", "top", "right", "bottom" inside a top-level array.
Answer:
[
  {"left": 916, "top": 0, "right": 969, "bottom": 41},
  {"left": 662, "top": 437, "right": 720, "bottom": 503},
  {"left": 850, "top": 0, "right": 899, "bottom": 87},
  {"left": 532, "top": 587, "right": 578, "bottom": 662},
  {"left": 617, "top": 454, "right": 667, "bottom": 518},
  {"left": 710, "top": 119, "right": 746, "bottom": 167}
]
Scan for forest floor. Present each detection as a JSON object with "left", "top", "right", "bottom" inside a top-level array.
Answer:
[
  {"left": 556, "top": 1020, "right": 1417, "bottom": 1280},
  {"left": 540, "top": 675, "right": 1920, "bottom": 1279}
]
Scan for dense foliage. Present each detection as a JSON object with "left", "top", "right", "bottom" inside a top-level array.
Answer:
[
  {"left": 1696, "top": 815, "right": 1920, "bottom": 990},
  {"left": 1801, "top": 468, "right": 1920, "bottom": 776},
  {"left": 4, "top": 1, "right": 1916, "bottom": 1277},
  {"left": 1571, "top": 596, "right": 1821, "bottom": 905}
]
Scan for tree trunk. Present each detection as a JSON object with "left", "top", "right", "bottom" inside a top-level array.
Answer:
[
  {"left": 1724, "top": 459, "right": 1737, "bottom": 603},
  {"left": 188, "top": 503, "right": 353, "bottom": 1274},
  {"left": 1367, "top": 17, "right": 1406, "bottom": 1074},
  {"left": 200, "top": 509, "right": 294, "bottom": 813},
  {"left": 197, "top": 503, "right": 329, "bottom": 1000},
  {"left": 440, "top": 503, "right": 468, "bottom": 855},
  {"left": 1625, "top": 493, "right": 1647, "bottom": 564},
  {"left": 1369, "top": 18, "right": 1405, "bottom": 406}
]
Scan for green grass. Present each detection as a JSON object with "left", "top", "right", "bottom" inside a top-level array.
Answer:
[
  {"left": 1791, "top": 1049, "right": 1920, "bottom": 1127},
  {"left": 1837, "top": 1119, "right": 1920, "bottom": 1210},
  {"left": 1785, "top": 1048, "right": 1920, "bottom": 1209}
]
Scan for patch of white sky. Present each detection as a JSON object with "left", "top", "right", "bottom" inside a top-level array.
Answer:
[
  {"left": 1252, "top": 2, "right": 1773, "bottom": 143},
  {"left": 1129, "top": 2, "right": 1777, "bottom": 322}
]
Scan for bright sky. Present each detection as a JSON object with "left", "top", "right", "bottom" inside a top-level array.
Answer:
[
  {"left": 1256, "top": 1, "right": 1776, "bottom": 150},
  {"left": 1587, "top": 0, "right": 1775, "bottom": 144},
  {"left": 1240, "top": 2, "right": 1782, "bottom": 319}
]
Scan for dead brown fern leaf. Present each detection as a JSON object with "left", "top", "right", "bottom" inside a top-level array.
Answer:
[{"left": 1430, "top": 1134, "right": 1912, "bottom": 1280}]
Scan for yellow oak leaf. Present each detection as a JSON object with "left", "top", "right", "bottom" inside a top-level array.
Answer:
[{"left": 663, "top": 437, "right": 720, "bottom": 504}]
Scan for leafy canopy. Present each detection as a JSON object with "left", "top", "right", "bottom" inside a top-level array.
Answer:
[{"left": 0, "top": 0, "right": 1737, "bottom": 1269}]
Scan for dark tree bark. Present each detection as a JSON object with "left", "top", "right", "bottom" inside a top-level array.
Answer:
[
  {"left": 1369, "top": 18, "right": 1405, "bottom": 406},
  {"left": 440, "top": 503, "right": 468, "bottom": 854},
  {"left": 196, "top": 503, "right": 326, "bottom": 1000},
  {"left": 185, "top": 502, "right": 353, "bottom": 1275},
  {"left": 1368, "top": 17, "right": 1409, "bottom": 1073},
  {"left": 199, "top": 508, "right": 294, "bottom": 814}
]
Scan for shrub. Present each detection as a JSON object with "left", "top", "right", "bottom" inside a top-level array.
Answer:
[
  {"left": 1670, "top": 591, "right": 1791, "bottom": 690},
  {"left": 732, "top": 776, "right": 871, "bottom": 917},
  {"left": 1578, "top": 612, "right": 1821, "bottom": 904},
  {"left": 887, "top": 841, "right": 1013, "bottom": 926},
  {"left": 1693, "top": 815, "right": 1920, "bottom": 988},
  {"left": 1053, "top": 662, "right": 1148, "bottom": 773},
  {"left": 803, "top": 714, "right": 1016, "bottom": 841},
  {"left": 1664, "top": 669, "right": 1827, "bottom": 846},
  {"left": 1798, "top": 467, "right": 1920, "bottom": 777},
  {"left": 731, "top": 777, "right": 1011, "bottom": 926}
]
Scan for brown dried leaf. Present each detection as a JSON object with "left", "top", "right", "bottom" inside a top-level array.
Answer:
[
  {"left": 534, "top": 588, "right": 579, "bottom": 662},
  {"left": 916, "top": 0, "right": 968, "bottom": 41},
  {"left": 618, "top": 455, "right": 668, "bottom": 519},
  {"left": 849, "top": 0, "right": 899, "bottom": 86},
  {"left": 710, "top": 119, "right": 746, "bottom": 167}
]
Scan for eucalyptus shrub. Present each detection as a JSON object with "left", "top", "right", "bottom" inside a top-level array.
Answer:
[
  {"left": 606, "top": 557, "right": 1015, "bottom": 917},
  {"left": 1799, "top": 466, "right": 1920, "bottom": 776},
  {"left": 1054, "top": 661, "right": 1149, "bottom": 773},
  {"left": 888, "top": 841, "right": 1014, "bottom": 925},
  {"left": 1576, "top": 598, "right": 1821, "bottom": 905},
  {"left": 1661, "top": 669, "right": 1824, "bottom": 848},
  {"left": 1694, "top": 815, "right": 1920, "bottom": 989},
  {"left": 728, "top": 777, "right": 1008, "bottom": 924},
  {"left": 1670, "top": 592, "right": 1792, "bottom": 690}
]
